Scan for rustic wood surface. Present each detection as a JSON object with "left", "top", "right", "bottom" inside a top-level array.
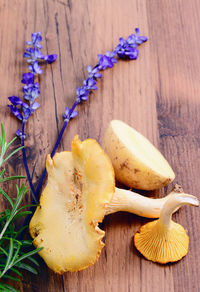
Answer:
[{"left": 0, "top": 0, "right": 200, "bottom": 291}]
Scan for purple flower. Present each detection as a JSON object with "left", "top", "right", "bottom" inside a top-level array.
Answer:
[
  {"left": 76, "top": 87, "right": 90, "bottom": 102},
  {"left": 29, "top": 61, "right": 43, "bottom": 74},
  {"left": 26, "top": 32, "right": 43, "bottom": 49},
  {"left": 21, "top": 72, "right": 35, "bottom": 85},
  {"left": 134, "top": 28, "right": 148, "bottom": 44},
  {"left": 8, "top": 96, "right": 29, "bottom": 108},
  {"left": 8, "top": 105, "right": 23, "bottom": 121},
  {"left": 23, "top": 47, "right": 35, "bottom": 60},
  {"left": 98, "top": 51, "right": 117, "bottom": 70},
  {"left": 43, "top": 54, "right": 57, "bottom": 64},
  {"left": 24, "top": 48, "right": 44, "bottom": 63},
  {"left": 63, "top": 107, "right": 78, "bottom": 122},
  {"left": 30, "top": 101, "right": 40, "bottom": 111},
  {"left": 23, "top": 83, "right": 40, "bottom": 101},
  {"left": 83, "top": 78, "right": 97, "bottom": 90},
  {"left": 22, "top": 107, "right": 32, "bottom": 121},
  {"left": 114, "top": 28, "right": 147, "bottom": 60},
  {"left": 16, "top": 129, "right": 26, "bottom": 139},
  {"left": 115, "top": 38, "right": 139, "bottom": 60},
  {"left": 87, "top": 66, "right": 102, "bottom": 79}
]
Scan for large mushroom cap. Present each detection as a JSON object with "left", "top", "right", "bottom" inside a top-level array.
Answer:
[{"left": 29, "top": 136, "right": 115, "bottom": 273}]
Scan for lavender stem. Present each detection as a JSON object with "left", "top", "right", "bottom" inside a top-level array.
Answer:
[
  {"left": 35, "top": 100, "right": 79, "bottom": 198},
  {"left": 21, "top": 122, "right": 38, "bottom": 203}
]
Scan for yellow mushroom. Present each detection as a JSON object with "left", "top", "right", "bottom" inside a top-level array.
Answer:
[
  {"left": 134, "top": 185, "right": 199, "bottom": 264},
  {"left": 29, "top": 136, "right": 115, "bottom": 273},
  {"left": 30, "top": 136, "right": 180, "bottom": 273},
  {"left": 103, "top": 120, "right": 175, "bottom": 190}
]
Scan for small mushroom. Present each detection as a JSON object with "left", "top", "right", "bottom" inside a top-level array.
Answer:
[
  {"left": 30, "top": 136, "right": 181, "bottom": 273},
  {"left": 134, "top": 185, "right": 199, "bottom": 263},
  {"left": 103, "top": 120, "right": 175, "bottom": 190}
]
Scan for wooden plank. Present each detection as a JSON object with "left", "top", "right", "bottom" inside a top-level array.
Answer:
[{"left": 0, "top": 0, "right": 199, "bottom": 291}]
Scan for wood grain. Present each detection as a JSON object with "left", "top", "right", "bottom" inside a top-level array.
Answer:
[{"left": 0, "top": 0, "right": 200, "bottom": 291}]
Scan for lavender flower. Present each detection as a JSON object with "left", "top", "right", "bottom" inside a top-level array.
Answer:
[
  {"left": 24, "top": 32, "right": 57, "bottom": 69},
  {"left": 8, "top": 29, "right": 147, "bottom": 207},
  {"left": 16, "top": 129, "right": 26, "bottom": 139},
  {"left": 29, "top": 61, "right": 43, "bottom": 75},
  {"left": 24, "top": 48, "right": 44, "bottom": 63},
  {"left": 23, "top": 83, "right": 40, "bottom": 102},
  {"left": 43, "top": 54, "right": 58, "bottom": 64},
  {"left": 114, "top": 28, "right": 147, "bottom": 59},
  {"left": 98, "top": 51, "right": 117, "bottom": 70},
  {"left": 21, "top": 72, "right": 35, "bottom": 85},
  {"left": 64, "top": 28, "right": 147, "bottom": 124},
  {"left": 9, "top": 32, "right": 57, "bottom": 133},
  {"left": 26, "top": 32, "right": 42, "bottom": 48},
  {"left": 63, "top": 107, "right": 78, "bottom": 122},
  {"left": 76, "top": 87, "right": 90, "bottom": 102},
  {"left": 87, "top": 66, "right": 102, "bottom": 79},
  {"left": 8, "top": 105, "right": 23, "bottom": 121}
]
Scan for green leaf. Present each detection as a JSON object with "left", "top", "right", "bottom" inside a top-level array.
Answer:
[
  {"left": 0, "top": 168, "right": 5, "bottom": 178},
  {"left": 14, "top": 247, "right": 43, "bottom": 265},
  {"left": 0, "top": 238, "right": 14, "bottom": 277},
  {"left": 0, "top": 124, "right": 42, "bottom": 288},
  {"left": 10, "top": 267, "right": 22, "bottom": 277},
  {"left": 0, "top": 184, "right": 28, "bottom": 240},
  {"left": 0, "top": 246, "right": 8, "bottom": 257},
  {"left": 0, "top": 187, "right": 14, "bottom": 207},
  {"left": 0, "top": 175, "right": 26, "bottom": 183},
  {"left": 16, "top": 204, "right": 37, "bottom": 213},
  {"left": 8, "top": 242, "right": 21, "bottom": 270},
  {"left": 3, "top": 274, "right": 20, "bottom": 282},
  {"left": 16, "top": 262, "right": 38, "bottom": 275},
  {"left": 0, "top": 237, "right": 22, "bottom": 246},
  {"left": 0, "top": 282, "right": 19, "bottom": 292},
  {"left": 27, "top": 256, "right": 40, "bottom": 267},
  {"left": 13, "top": 211, "right": 32, "bottom": 221},
  {"left": 6, "top": 136, "right": 17, "bottom": 149},
  {"left": 0, "top": 123, "right": 6, "bottom": 157},
  {"left": 2, "top": 146, "right": 24, "bottom": 165},
  {"left": 14, "top": 225, "right": 28, "bottom": 238},
  {"left": 18, "top": 240, "right": 32, "bottom": 246}
]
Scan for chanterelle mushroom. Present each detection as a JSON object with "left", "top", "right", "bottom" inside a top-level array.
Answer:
[
  {"left": 29, "top": 136, "right": 115, "bottom": 273},
  {"left": 103, "top": 120, "right": 175, "bottom": 190},
  {"left": 134, "top": 185, "right": 199, "bottom": 263},
  {"left": 30, "top": 136, "right": 180, "bottom": 273}
]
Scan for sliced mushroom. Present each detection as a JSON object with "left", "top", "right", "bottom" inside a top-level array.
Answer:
[{"left": 29, "top": 136, "right": 115, "bottom": 273}]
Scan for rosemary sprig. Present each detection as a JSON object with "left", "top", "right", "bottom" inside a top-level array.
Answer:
[{"left": 0, "top": 123, "right": 42, "bottom": 292}]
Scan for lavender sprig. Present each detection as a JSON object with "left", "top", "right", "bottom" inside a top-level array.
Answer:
[
  {"left": 8, "top": 29, "right": 147, "bottom": 205},
  {"left": 8, "top": 32, "right": 57, "bottom": 202},
  {"left": 35, "top": 28, "right": 147, "bottom": 198}
]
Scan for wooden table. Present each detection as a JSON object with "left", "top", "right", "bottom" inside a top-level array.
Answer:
[{"left": 0, "top": 0, "right": 200, "bottom": 291}]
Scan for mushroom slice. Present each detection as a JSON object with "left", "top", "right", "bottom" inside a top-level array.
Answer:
[
  {"left": 29, "top": 136, "right": 115, "bottom": 273},
  {"left": 134, "top": 185, "right": 199, "bottom": 263},
  {"left": 103, "top": 120, "right": 175, "bottom": 190}
]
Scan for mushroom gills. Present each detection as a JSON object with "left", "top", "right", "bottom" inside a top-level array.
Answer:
[{"left": 134, "top": 188, "right": 199, "bottom": 263}]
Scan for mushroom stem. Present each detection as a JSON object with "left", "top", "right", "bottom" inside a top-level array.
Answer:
[
  {"left": 105, "top": 184, "right": 192, "bottom": 218},
  {"left": 159, "top": 192, "right": 199, "bottom": 227}
]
